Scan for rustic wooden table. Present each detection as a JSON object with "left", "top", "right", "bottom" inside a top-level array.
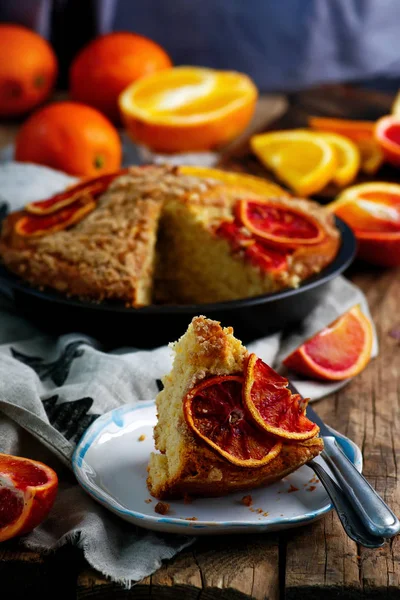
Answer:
[{"left": 1, "top": 86, "right": 400, "bottom": 599}]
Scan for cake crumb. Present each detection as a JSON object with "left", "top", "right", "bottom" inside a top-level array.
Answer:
[
  {"left": 241, "top": 495, "right": 253, "bottom": 507},
  {"left": 183, "top": 493, "right": 193, "bottom": 504},
  {"left": 145, "top": 498, "right": 152, "bottom": 504},
  {"left": 154, "top": 501, "right": 170, "bottom": 515},
  {"left": 257, "top": 508, "right": 263, "bottom": 514},
  {"left": 263, "top": 512, "right": 269, "bottom": 517},
  {"left": 138, "top": 434, "right": 146, "bottom": 441},
  {"left": 287, "top": 484, "right": 299, "bottom": 493},
  {"left": 185, "top": 517, "right": 198, "bottom": 521},
  {"left": 307, "top": 485, "right": 316, "bottom": 492}
]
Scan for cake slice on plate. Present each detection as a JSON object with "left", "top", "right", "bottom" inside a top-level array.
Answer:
[{"left": 147, "top": 316, "right": 323, "bottom": 499}]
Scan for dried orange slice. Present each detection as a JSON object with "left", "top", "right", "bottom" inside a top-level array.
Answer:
[
  {"left": 328, "top": 182, "right": 400, "bottom": 266},
  {"left": 243, "top": 354, "right": 319, "bottom": 440},
  {"left": 179, "top": 165, "right": 288, "bottom": 197},
  {"left": 283, "top": 305, "right": 373, "bottom": 381},
  {"left": 317, "top": 132, "right": 360, "bottom": 187},
  {"left": 25, "top": 168, "right": 129, "bottom": 215},
  {"left": 250, "top": 129, "right": 337, "bottom": 196},
  {"left": 309, "top": 116, "right": 383, "bottom": 175},
  {"left": 15, "top": 196, "right": 95, "bottom": 237},
  {"left": 119, "top": 66, "right": 258, "bottom": 152},
  {"left": 183, "top": 375, "right": 282, "bottom": 467},
  {"left": 237, "top": 198, "right": 325, "bottom": 246},
  {"left": 0, "top": 452, "right": 58, "bottom": 542}
]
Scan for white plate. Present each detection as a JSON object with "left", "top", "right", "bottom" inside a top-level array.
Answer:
[{"left": 72, "top": 401, "right": 362, "bottom": 535}]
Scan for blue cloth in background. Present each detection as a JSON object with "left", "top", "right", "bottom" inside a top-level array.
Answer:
[{"left": 1, "top": 0, "right": 400, "bottom": 92}]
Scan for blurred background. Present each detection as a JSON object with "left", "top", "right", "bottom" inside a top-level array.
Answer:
[{"left": 1, "top": 0, "right": 400, "bottom": 93}]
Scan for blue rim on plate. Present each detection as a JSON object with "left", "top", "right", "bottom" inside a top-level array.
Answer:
[{"left": 72, "top": 401, "right": 363, "bottom": 534}]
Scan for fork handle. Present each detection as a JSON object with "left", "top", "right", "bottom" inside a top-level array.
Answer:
[
  {"left": 322, "top": 437, "right": 400, "bottom": 538},
  {"left": 308, "top": 460, "right": 385, "bottom": 548}
]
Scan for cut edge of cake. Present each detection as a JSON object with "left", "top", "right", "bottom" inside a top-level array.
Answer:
[{"left": 147, "top": 315, "right": 323, "bottom": 499}]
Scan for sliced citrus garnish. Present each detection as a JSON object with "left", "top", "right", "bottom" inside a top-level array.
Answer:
[
  {"left": 243, "top": 354, "right": 319, "bottom": 440},
  {"left": 309, "top": 116, "right": 384, "bottom": 175},
  {"left": 15, "top": 196, "right": 95, "bottom": 237},
  {"left": 250, "top": 129, "right": 337, "bottom": 196},
  {"left": 119, "top": 66, "right": 258, "bottom": 152},
  {"left": 183, "top": 375, "right": 282, "bottom": 468},
  {"left": 237, "top": 198, "right": 325, "bottom": 246},
  {"left": 215, "top": 221, "right": 290, "bottom": 273},
  {"left": 328, "top": 182, "right": 400, "bottom": 266},
  {"left": 179, "top": 165, "right": 288, "bottom": 197},
  {"left": 0, "top": 452, "right": 58, "bottom": 542},
  {"left": 317, "top": 132, "right": 360, "bottom": 187},
  {"left": 283, "top": 305, "right": 373, "bottom": 381},
  {"left": 25, "top": 168, "right": 129, "bottom": 215}
]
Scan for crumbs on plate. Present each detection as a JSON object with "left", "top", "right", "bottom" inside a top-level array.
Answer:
[
  {"left": 287, "top": 484, "right": 299, "bottom": 493},
  {"left": 185, "top": 517, "right": 198, "bottom": 521},
  {"left": 154, "top": 501, "right": 170, "bottom": 515},
  {"left": 241, "top": 494, "right": 253, "bottom": 506},
  {"left": 138, "top": 434, "right": 146, "bottom": 442},
  {"left": 145, "top": 498, "right": 152, "bottom": 504}
]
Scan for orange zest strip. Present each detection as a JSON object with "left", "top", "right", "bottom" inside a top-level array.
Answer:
[
  {"left": 15, "top": 196, "right": 96, "bottom": 237},
  {"left": 25, "top": 168, "right": 130, "bottom": 215}
]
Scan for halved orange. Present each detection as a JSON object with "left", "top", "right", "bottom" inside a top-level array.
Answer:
[
  {"left": 283, "top": 305, "right": 373, "bottom": 381},
  {"left": 243, "top": 354, "right": 319, "bottom": 440},
  {"left": 237, "top": 198, "right": 325, "bottom": 246},
  {"left": 119, "top": 66, "right": 258, "bottom": 152},
  {"left": 250, "top": 129, "right": 337, "bottom": 196},
  {"left": 179, "top": 165, "right": 288, "bottom": 197},
  {"left": 0, "top": 452, "right": 58, "bottom": 542},
  {"left": 183, "top": 375, "right": 282, "bottom": 468},
  {"left": 328, "top": 182, "right": 400, "bottom": 266},
  {"left": 375, "top": 115, "right": 400, "bottom": 168},
  {"left": 309, "top": 116, "right": 384, "bottom": 175}
]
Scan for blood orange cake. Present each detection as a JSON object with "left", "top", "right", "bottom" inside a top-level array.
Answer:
[
  {"left": 147, "top": 315, "right": 323, "bottom": 499},
  {"left": 0, "top": 165, "right": 340, "bottom": 306}
]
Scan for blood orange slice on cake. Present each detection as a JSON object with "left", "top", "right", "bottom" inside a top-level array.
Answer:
[
  {"left": 283, "top": 305, "right": 373, "bottom": 381},
  {"left": 0, "top": 452, "right": 58, "bottom": 542},
  {"left": 183, "top": 375, "right": 282, "bottom": 467},
  {"left": 237, "top": 198, "right": 325, "bottom": 247},
  {"left": 243, "top": 354, "right": 319, "bottom": 440}
]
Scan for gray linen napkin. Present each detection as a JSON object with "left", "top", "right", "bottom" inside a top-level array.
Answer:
[{"left": 0, "top": 163, "right": 378, "bottom": 587}]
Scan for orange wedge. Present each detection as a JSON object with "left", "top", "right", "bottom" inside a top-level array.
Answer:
[
  {"left": 318, "top": 132, "right": 360, "bottom": 187},
  {"left": 250, "top": 129, "right": 337, "bottom": 196},
  {"left": 178, "top": 165, "right": 288, "bottom": 197},
  {"left": 119, "top": 66, "right": 258, "bottom": 153},
  {"left": 283, "top": 305, "right": 373, "bottom": 381},
  {"left": 309, "top": 116, "right": 384, "bottom": 175}
]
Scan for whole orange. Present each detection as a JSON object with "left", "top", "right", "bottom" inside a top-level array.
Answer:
[
  {"left": 0, "top": 24, "right": 58, "bottom": 118},
  {"left": 69, "top": 31, "right": 172, "bottom": 123},
  {"left": 15, "top": 101, "right": 122, "bottom": 176}
]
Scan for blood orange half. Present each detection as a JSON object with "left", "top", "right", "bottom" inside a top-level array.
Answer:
[
  {"left": 0, "top": 452, "right": 58, "bottom": 542},
  {"left": 183, "top": 375, "right": 282, "bottom": 467},
  {"left": 243, "top": 354, "right": 319, "bottom": 440},
  {"left": 237, "top": 198, "right": 325, "bottom": 247},
  {"left": 283, "top": 305, "right": 373, "bottom": 381}
]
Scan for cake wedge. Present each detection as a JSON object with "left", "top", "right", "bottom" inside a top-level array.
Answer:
[{"left": 147, "top": 316, "right": 323, "bottom": 499}]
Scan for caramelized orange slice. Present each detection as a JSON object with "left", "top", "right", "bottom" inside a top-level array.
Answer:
[
  {"left": 237, "top": 198, "right": 325, "bottom": 247},
  {"left": 0, "top": 452, "right": 58, "bottom": 542},
  {"left": 215, "top": 221, "right": 289, "bottom": 273},
  {"left": 25, "top": 168, "right": 129, "bottom": 215},
  {"left": 243, "top": 354, "right": 319, "bottom": 440},
  {"left": 15, "top": 196, "right": 95, "bottom": 237},
  {"left": 183, "top": 375, "right": 282, "bottom": 467},
  {"left": 283, "top": 305, "right": 373, "bottom": 381}
]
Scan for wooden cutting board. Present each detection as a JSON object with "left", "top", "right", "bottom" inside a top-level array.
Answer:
[{"left": 217, "top": 83, "right": 399, "bottom": 203}]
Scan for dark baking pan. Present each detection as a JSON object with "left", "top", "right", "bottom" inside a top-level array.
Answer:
[{"left": 0, "top": 217, "right": 356, "bottom": 349}]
